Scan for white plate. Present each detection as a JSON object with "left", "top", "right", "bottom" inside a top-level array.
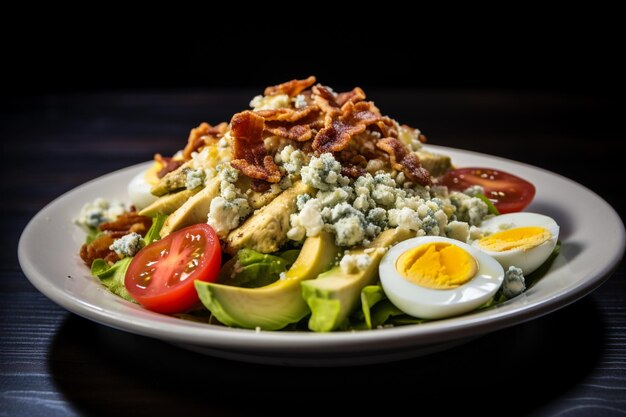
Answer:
[{"left": 18, "top": 145, "right": 625, "bottom": 366}]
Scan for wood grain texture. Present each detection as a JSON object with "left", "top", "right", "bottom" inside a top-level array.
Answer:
[{"left": 1, "top": 90, "right": 624, "bottom": 417}]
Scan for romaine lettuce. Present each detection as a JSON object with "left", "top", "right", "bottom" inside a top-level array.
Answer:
[
  {"left": 217, "top": 248, "right": 299, "bottom": 288},
  {"left": 91, "top": 257, "right": 134, "bottom": 302},
  {"left": 351, "top": 284, "right": 427, "bottom": 329},
  {"left": 89, "top": 213, "right": 167, "bottom": 302}
]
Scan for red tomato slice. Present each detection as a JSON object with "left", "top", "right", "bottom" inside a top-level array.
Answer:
[
  {"left": 439, "top": 167, "right": 535, "bottom": 214},
  {"left": 125, "top": 223, "right": 221, "bottom": 314}
]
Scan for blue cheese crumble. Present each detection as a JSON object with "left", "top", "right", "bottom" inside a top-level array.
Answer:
[
  {"left": 287, "top": 153, "right": 482, "bottom": 248},
  {"left": 278, "top": 145, "right": 307, "bottom": 176},
  {"left": 185, "top": 169, "right": 206, "bottom": 190},
  {"left": 217, "top": 163, "right": 239, "bottom": 183},
  {"left": 207, "top": 163, "right": 251, "bottom": 238},
  {"left": 502, "top": 266, "right": 526, "bottom": 299},
  {"left": 293, "top": 94, "right": 307, "bottom": 109},
  {"left": 449, "top": 191, "right": 489, "bottom": 226},
  {"left": 301, "top": 153, "right": 350, "bottom": 191},
  {"left": 463, "top": 185, "right": 485, "bottom": 197},
  {"left": 75, "top": 198, "right": 125, "bottom": 229},
  {"left": 340, "top": 253, "right": 373, "bottom": 274},
  {"left": 109, "top": 232, "right": 144, "bottom": 258},
  {"left": 445, "top": 220, "right": 470, "bottom": 242}
]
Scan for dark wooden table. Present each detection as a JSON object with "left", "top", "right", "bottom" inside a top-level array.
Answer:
[{"left": 2, "top": 89, "right": 624, "bottom": 416}]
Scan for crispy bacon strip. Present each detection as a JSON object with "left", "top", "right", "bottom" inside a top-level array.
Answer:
[
  {"left": 80, "top": 234, "right": 118, "bottom": 266},
  {"left": 230, "top": 111, "right": 281, "bottom": 183},
  {"left": 375, "top": 118, "right": 399, "bottom": 138},
  {"left": 336, "top": 87, "right": 366, "bottom": 106},
  {"left": 376, "top": 137, "right": 431, "bottom": 186},
  {"left": 264, "top": 76, "right": 316, "bottom": 97},
  {"left": 80, "top": 211, "right": 152, "bottom": 266},
  {"left": 154, "top": 154, "right": 183, "bottom": 179},
  {"left": 313, "top": 117, "right": 364, "bottom": 154},
  {"left": 259, "top": 106, "right": 321, "bottom": 142},
  {"left": 154, "top": 122, "right": 227, "bottom": 178},
  {"left": 341, "top": 101, "right": 382, "bottom": 125},
  {"left": 341, "top": 165, "right": 366, "bottom": 178},
  {"left": 232, "top": 156, "right": 281, "bottom": 183},
  {"left": 231, "top": 111, "right": 265, "bottom": 163},
  {"left": 251, "top": 178, "right": 271, "bottom": 192},
  {"left": 182, "top": 122, "right": 228, "bottom": 160},
  {"left": 99, "top": 212, "right": 153, "bottom": 235},
  {"left": 256, "top": 106, "right": 318, "bottom": 122},
  {"left": 265, "top": 124, "right": 313, "bottom": 142},
  {"left": 311, "top": 85, "right": 341, "bottom": 114},
  {"left": 312, "top": 101, "right": 383, "bottom": 154}
]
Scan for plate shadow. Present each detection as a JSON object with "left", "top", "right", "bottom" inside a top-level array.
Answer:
[{"left": 48, "top": 296, "right": 605, "bottom": 417}]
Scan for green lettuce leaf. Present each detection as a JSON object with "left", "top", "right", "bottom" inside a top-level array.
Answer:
[
  {"left": 369, "top": 300, "right": 427, "bottom": 327},
  {"left": 217, "top": 248, "right": 299, "bottom": 288},
  {"left": 476, "top": 193, "right": 500, "bottom": 215},
  {"left": 360, "top": 285, "right": 386, "bottom": 329},
  {"left": 91, "top": 257, "right": 135, "bottom": 302},
  {"left": 369, "top": 300, "right": 405, "bottom": 327},
  {"left": 88, "top": 213, "right": 167, "bottom": 303},
  {"left": 348, "top": 284, "right": 428, "bottom": 329},
  {"left": 143, "top": 213, "right": 167, "bottom": 245}
]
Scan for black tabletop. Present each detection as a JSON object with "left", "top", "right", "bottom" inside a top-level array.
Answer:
[{"left": 1, "top": 89, "right": 624, "bottom": 416}]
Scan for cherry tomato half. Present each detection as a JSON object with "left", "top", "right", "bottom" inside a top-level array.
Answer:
[
  {"left": 125, "top": 223, "right": 221, "bottom": 314},
  {"left": 439, "top": 167, "right": 535, "bottom": 214}
]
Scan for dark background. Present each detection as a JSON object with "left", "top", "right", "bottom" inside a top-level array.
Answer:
[
  {"left": 2, "top": 14, "right": 626, "bottom": 417},
  {"left": 4, "top": 14, "right": 623, "bottom": 221},
  {"left": 3, "top": 13, "right": 623, "bottom": 95}
]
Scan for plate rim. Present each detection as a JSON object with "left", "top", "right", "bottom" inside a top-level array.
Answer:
[{"left": 18, "top": 145, "right": 626, "bottom": 355}]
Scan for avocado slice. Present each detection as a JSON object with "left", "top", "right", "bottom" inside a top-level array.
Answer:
[
  {"left": 302, "top": 228, "right": 416, "bottom": 332},
  {"left": 195, "top": 231, "right": 339, "bottom": 330},
  {"left": 138, "top": 188, "right": 201, "bottom": 217},
  {"left": 160, "top": 177, "right": 221, "bottom": 237}
]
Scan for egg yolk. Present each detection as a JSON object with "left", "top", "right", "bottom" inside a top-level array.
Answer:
[
  {"left": 396, "top": 242, "right": 478, "bottom": 289},
  {"left": 478, "top": 226, "right": 551, "bottom": 252},
  {"left": 144, "top": 161, "right": 162, "bottom": 186}
]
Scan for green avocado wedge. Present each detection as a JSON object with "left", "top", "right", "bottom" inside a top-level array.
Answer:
[
  {"left": 302, "top": 228, "right": 416, "bottom": 332},
  {"left": 195, "top": 231, "right": 339, "bottom": 330}
]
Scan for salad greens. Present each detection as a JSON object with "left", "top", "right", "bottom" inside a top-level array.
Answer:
[
  {"left": 360, "top": 285, "right": 385, "bottom": 329},
  {"left": 350, "top": 284, "right": 426, "bottom": 330},
  {"left": 476, "top": 192, "right": 500, "bottom": 216},
  {"left": 142, "top": 213, "right": 167, "bottom": 245},
  {"left": 217, "top": 248, "right": 300, "bottom": 288},
  {"left": 88, "top": 213, "right": 167, "bottom": 303},
  {"left": 91, "top": 258, "right": 134, "bottom": 301}
]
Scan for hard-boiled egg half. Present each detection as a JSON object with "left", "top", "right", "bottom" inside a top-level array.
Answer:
[
  {"left": 472, "top": 213, "right": 559, "bottom": 275},
  {"left": 380, "top": 236, "right": 504, "bottom": 319},
  {"left": 128, "top": 161, "right": 161, "bottom": 210}
]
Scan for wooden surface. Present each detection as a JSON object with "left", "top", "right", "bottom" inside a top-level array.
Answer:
[{"left": 1, "top": 90, "right": 624, "bottom": 416}]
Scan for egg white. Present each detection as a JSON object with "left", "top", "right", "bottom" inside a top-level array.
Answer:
[
  {"left": 380, "top": 236, "right": 504, "bottom": 320},
  {"left": 473, "top": 213, "right": 559, "bottom": 275},
  {"left": 128, "top": 170, "right": 159, "bottom": 210}
]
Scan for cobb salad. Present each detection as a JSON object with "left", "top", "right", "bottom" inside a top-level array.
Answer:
[{"left": 75, "top": 76, "right": 560, "bottom": 332}]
